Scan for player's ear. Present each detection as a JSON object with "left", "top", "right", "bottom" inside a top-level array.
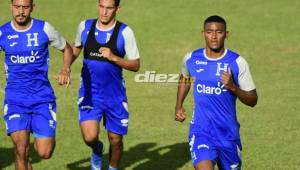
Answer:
[
  {"left": 30, "top": 3, "right": 35, "bottom": 12},
  {"left": 225, "top": 31, "right": 229, "bottom": 39},
  {"left": 116, "top": 6, "right": 121, "bottom": 13},
  {"left": 201, "top": 30, "right": 205, "bottom": 37}
]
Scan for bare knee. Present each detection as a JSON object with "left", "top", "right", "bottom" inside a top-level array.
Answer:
[
  {"left": 80, "top": 121, "right": 99, "bottom": 147},
  {"left": 108, "top": 134, "right": 123, "bottom": 147},
  {"left": 34, "top": 138, "right": 55, "bottom": 159},
  {"left": 83, "top": 133, "right": 98, "bottom": 147},
  {"left": 36, "top": 148, "right": 54, "bottom": 159}
]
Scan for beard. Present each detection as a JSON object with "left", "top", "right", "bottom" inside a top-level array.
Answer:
[
  {"left": 14, "top": 15, "right": 31, "bottom": 26},
  {"left": 211, "top": 47, "right": 222, "bottom": 53}
]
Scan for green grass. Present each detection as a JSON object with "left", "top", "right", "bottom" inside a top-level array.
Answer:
[{"left": 1, "top": 0, "right": 300, "bottom": 169}]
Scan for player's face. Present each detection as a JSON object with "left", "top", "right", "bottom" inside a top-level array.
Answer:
[
  {"left": 98, "top": 0, "right": 119, "bottom": 25},
  {"left": 203, "top": 22, "right": 228, "bottom": 52},
  {"left": 11, "top": 0, "right": 33, "bottom": 26}
]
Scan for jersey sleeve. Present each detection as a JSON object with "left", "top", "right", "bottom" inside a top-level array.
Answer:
[
  {"left": 74, "top": 20, "right": 85, "bottom": 47},
  {"left": 44, "top": 22, "right": 66, "bottom": 51},
  {"left": 236, "top": 56, "right": 256, "bottom": 91},
  {"left": 122, "top": 26, "right": 140, "bottom": 60},
  {"left": 181, "top": 52, "right": 192, "bottom": 76}
]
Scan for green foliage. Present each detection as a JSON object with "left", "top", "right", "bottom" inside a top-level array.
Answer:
[{"left": 1, "top": 0, "right": 300, "bottom": 169}]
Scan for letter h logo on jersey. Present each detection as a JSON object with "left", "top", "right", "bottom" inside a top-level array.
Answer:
[
  {"left": 216, "top": 62, "right": 228, "bottom": 76},
  {"left": 26, "top": 33, "right": 39, "bottom": 47}
]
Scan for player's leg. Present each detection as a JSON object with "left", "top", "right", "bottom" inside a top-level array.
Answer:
[
  {"left": 80, "top": 120, "right": 104, "bottom": 170},
  {"left": 195, "top": 160, "right": 214, "bottom": 170},
  {"left": 78, "top": 94, "right": 104, "bottom": 170},
  {"left": 217, "top": 141, "right": 242, "bottom": 170},
  {"left": 4, "top": 103, "right": 32, "bottom": 170},
  {"left": 10, "top": 130, "right": 32, "bottom": 170},
  {"left": 104, "top": 101, "right": 129, "bottom": 170},
  {"left": 31, "top": 102, "right": 57, "bottom": 159},
  {"left": 34, "top": 137, "right": 55, "bottom": 159},
  {"left": 189, "top": 133, "right": 217, "bottom": 170},
  {"left": 80, "top": 120, "right": 103, "bottom": 151},
  {"left": 107, "top": 132, "right": 123, "bottom": 169}
]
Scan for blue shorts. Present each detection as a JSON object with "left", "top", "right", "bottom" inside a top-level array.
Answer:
[
  {"left": 3, "top": 102, "right": 57, "bottom": 138},
  {"left": 78, "top": 96, "right": 129, "bottom": 135},
  {"left": 188, "top": 132, "right": 242, "bottom": 170}
]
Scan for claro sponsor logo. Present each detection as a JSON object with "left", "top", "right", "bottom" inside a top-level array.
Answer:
[
  {"left": 196, "top": 82, "right": 227, "bottom": 95},
  {"left": 10, "top": 51, "right": 40, "bottom": 64}
]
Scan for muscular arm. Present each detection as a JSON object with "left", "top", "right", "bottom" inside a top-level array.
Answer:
[{"left": 175, "top": 74, "right": 191, "bottom": 122}]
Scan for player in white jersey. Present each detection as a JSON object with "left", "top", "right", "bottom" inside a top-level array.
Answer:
[
  {"left": 175, "top": 15, "right": 258, "bottom": 170},
  {"left": 72, "top": 0, "right": 140, "bottom": 170},
  {"left": 0, "top": 0, "right": 74, "bottom": 169}
]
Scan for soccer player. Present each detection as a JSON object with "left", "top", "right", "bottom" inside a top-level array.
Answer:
[
  {"left": 175, "top": 15, "right": 258, "bottom": 170},
  {"left": 0, "top": 0, "right": 74, "bottom": 169},
  {"left": 72, "top": 0, "right": 140, "bottom": 169}
]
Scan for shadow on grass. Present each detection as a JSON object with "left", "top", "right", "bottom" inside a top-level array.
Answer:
[
  {"left": 0, "top": 143, "right": 42, "bottom": 169},
  {"left": 66, "top": 142, "right": 190, "bottom": 170}
]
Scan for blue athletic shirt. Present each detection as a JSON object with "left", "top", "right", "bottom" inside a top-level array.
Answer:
[
  {"left": 0, "top": 18, "right": 66, "bottom": 105},
  {"left": 74, "top": 19, "right": 140, "bottom": 103},
  {"left": 182, "top": 48, "right": 256, "bottom": 142}
]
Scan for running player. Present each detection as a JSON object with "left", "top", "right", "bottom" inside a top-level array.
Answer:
[
  {"left": 0, "top": 0, "right": 73, "bottom": 169},
  {"left": 175, "top": 15, "right": 258, "bottom": 170},
  {"left": 72, "top": 0, "right": 140, "bottom": 169}
]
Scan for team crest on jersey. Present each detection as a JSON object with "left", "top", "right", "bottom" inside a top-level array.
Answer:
[
  {"left": 26, "top": 33, "right": 39, "bottom": 47},
  {"left": 216, "top": 62, "right": 229, "bottom": 76}
]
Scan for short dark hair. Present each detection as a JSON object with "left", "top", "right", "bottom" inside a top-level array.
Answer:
[
  {"left": 204, "top": 15, "right": 226, "bottom": 30},
  {"left": 115, "top": 0, "right": 120, "bottom": 6},
  {"left": 98, "top": 0, "right": 120, "bottom": 7},
  {"left": 11, "top": 0, "right": 33, "bottom": 5}
]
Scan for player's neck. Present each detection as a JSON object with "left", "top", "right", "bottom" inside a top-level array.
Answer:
[
  {"left": 12, "top": 18, "right": 32, "bottom": 30},
  {"left": 205, "top": 47, "right": 225, "bottom": 59},
  {"left": 97, "top": 19, "right": 116, "bottom": 30}
]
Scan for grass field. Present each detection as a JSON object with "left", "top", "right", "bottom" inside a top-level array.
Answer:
[{"left": 1, "top": 0, "right": 300, "bottom": 169}]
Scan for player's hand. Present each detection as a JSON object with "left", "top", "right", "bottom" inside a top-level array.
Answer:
[
  {"left": 99, "top": 47, "right": 118, "bottom": 62},
  {"left": 175, "top": 107, "right": 187, "bottom": 122},
  {"left": 221, "top": 67, "right": 236, "bottom": 91},
  {"left": 54, "top": 68, "right": 71, "bottom": 88}
]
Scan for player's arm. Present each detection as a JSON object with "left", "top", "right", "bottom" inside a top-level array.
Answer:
[
  {"left": 44, "top": 22, "right": 75, "bottom": 87},
  {"left": 175, "top": 74, "right": 191, "bottom": 122},
  {"left": 99, "top": 47, "right": 140, "bottom": 72},
  {"left": 221, "top": 71, "right": 257, "bottom": 107},
  {"left": 56, "top": 42, "right": 74, "bottom": 86},
  {"left": 175, "top": 53, "right": 193, "bottom": 122},
  {"left": 100, "top": 26, "right": 140, "bottom": 72},
  {"left": 221, "top": 57, "right": 258, "bottom": 107},
  {"left": 72, "top": 45, "right": 82, "bottom": 59}
]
